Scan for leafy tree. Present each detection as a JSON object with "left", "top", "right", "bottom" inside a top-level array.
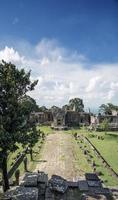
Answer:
[
  {"left": 99, "top": 103, "right": 118, "bottom": 115},
  {"left": 69, "top": 98, "right": 84, "bottom": 112},
  {"left": 27, "top": 126, "right": 40, "bottom": 161},
  {"left": 39, "top": 106, "right": 48, "bottom": 112},
  {"left": 99, "top": 104, "right": 112, "bottom": 115},
  {"left": 21, "top": 95, "right": 40, "bottom": 114},
  {"left": 50, "top": 106, "right": 60, "bottom": 113},
  {"left": 107, "top": 103, "right": 118, "bottom": 111},
  {"left": 19, "top": 96, "right": 41, "bottom": 161},
  {"left": 62, "top": 104, "right": 70, "bottom": 111},
  {"left": 100, "top": 119, "right": 109, "bottom": 133},
  {"left": 0, "top": 61, "right": 38, "bottom": 191},
  {"left": 20, "top": 95, "right": 40, "bottom": 124}
]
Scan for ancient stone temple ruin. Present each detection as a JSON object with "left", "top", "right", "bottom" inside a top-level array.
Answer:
[
  {"left": 51, "top": 108, "right": 67, "bottom": 130},
  {"left": 91, "top": 112, "right": 118, "bottom": 131},
  {"left": 31, "top": 110, "right": 90, "bottom": 130},
  {"left": 30, "top": 101, "right": 118, "bottom": 131}
]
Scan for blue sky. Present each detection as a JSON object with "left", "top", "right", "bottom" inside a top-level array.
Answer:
[
  {"left": 0, "top": 0, "right": 118, "bottom": 62},
  {"left": 0, "top": 0, "right": 118, "bottom": 110}
]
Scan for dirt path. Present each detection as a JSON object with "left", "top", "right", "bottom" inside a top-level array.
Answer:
[{"left": 34, "top": 132, "right": 82, "bottom": 181}]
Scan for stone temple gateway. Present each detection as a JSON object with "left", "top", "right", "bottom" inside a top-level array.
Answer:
[
  {"left": 31, "top": 109, "right": 91, "bottom": 130},
  {"left": 51, "top": 109, "right": 66, "bottom": 129}
]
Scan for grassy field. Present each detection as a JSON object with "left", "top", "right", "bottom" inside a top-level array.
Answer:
[
  {"left": 38, "top": 125, "right": 53, "bottom": 135},
  {"left": 87, "top": 131, "right": 118, "bottom": 174},
  {"left": 8, "top": 126, "right": 52, "bottom": 171},
  {"left": 77, "top": 135, "right": 118, "bottom": 186},
  {"left": 40, "top": 126, "right": 118, "bottom": 173},
  {"left": 64, "top": 127, "right": 118, "bottom": 186},
  {"left": 41, "top": 126, "right": 118, "bottom": 186},
  {"left": 64, "top": 128, "right": 118, "bottom": 175},
  {"left": 0, "top": 132, "right": 46, "bottom": 182},
  {"left": 72, "top": 138, "right": 92, "bottom": 175},
  {"left": 0, "top": 126, "right": 51, "bottom": 181}
]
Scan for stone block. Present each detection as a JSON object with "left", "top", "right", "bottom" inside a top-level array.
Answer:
[
  {"left": 87, "top": 180, "right": 102, "bottom": 187},
  {"left": 67, "top": 181, "right": 78, "bottom": 188},
  {"left": 85, "top": 173, "right": 100, "bottom": 181},
  {"left": 49, "top": 175, "right": 68, "bottom": 193},
  {"left": 78, "top": 180, "right": 89, "bottom": 191},
  {"left": 37, "top": 171, "right": 48, "bottom": 184},
  {"left": 89, "top": 186, "right": 110, "bottom": 194},
  {"left": 21, "top": 173, "right": 38, "bottom": 187},
  {"left": 45, "top": 188, "right": 55, "bottom": 199},
  {"left": 4, "top": 186, "right": 38, "bottom": 200}
]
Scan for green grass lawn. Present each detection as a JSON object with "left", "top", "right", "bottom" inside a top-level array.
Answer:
[
  {"left": 74, "top": 134, "right": 118, "bottom": 186},
  {"left": 0, "top": 135, "right": 45, "bottom": 183},
  {"left": 0, "top": 126, "right": 51, "bottom": 183},
  {"left": 13, "top": 138, "right": 45, "bottom": 178},
  {"left": 72, "top": 139, "right": 92, "bottom": 175},
  {"left": 87, "top": 132, "right": 118, "bottom": 174},
  {"left": 84, "top": 137, "right": 118, "bottom": 186},
  {"left": 38, "top": 125, "right": 53, "bottom": 135},
  {"left": 8, "top": 126, "right": 53, "bottom": 175},
  {"left": 0, "top": 138, "right": 45, "bottom": 195},
  {"left": 9, "top": 125, "right": 52, "bottom": 179},
  {"left": 7, "top": 144, "right": 24, "bottom": 170},
  {"left": 65, "top": 128, "right": 118, "bottom": 175},
  {"left": 64, "top": 128, "right": 118, "bottom": 186}
]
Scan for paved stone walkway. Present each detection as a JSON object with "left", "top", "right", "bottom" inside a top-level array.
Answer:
[{"left": 34, "top": 132, "right": 80, "bottom": 181}]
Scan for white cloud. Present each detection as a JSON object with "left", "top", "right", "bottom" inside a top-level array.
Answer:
[
  {"left": 110, "top": 82, "right": 118, "bottom": 90},
  {"left": 107, "top": 90, "right": 115, "bottom": 100},
  {"left": 86, "top": 76, "right": 101, "bottom": 92},
  {"left": 41, "top": 57, "right": 50, "bottom": 65},
  {"left": 0, "top": 46, "right": 24, "bottom": 64},
  {"left": 35, "top": 38, "right": 64, "bottom": 62},
  {"left": 0, "top": 39, "right": 118, "bottom": 110}
]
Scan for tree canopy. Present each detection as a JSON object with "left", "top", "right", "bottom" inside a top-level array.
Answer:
[
  {"left": 68, "top": 98, "right": 84, "bottom": 112},
  {"left": 0, "top": 61, "right": 39, "bottom": 191},
  {"left": 39, "top": 106, "right": 48, "bottom": 112},
  {"left": 20, "top": 95, "right": 39, "bottom": 115},
  {"left": 100, "top": 118, "right": 109, "bottom": 132},
  {"left": 62, "top": 104, "right": 70, "bottom": 111},
  {"left": 99, "top": 103, "right": 118, "bottom": 115}
]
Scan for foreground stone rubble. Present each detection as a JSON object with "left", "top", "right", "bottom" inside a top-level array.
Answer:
[{"left": 3, "top": 172, "right": 116, "bottom": 200}]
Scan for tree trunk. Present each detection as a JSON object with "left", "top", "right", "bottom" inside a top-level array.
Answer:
[
  {"left": 30, "top": 148, "right": 33, "bottom": 161},
  {"left": 2, "top": 155, "right": 9, "bottom": 192}
]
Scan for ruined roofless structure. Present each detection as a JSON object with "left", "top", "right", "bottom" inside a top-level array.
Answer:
[
  {"left": 91, "top": 112, "right": 118, "bottom": 131},
  {"left": 31, "top": 109, "right": 91, "bottom": 130}
]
